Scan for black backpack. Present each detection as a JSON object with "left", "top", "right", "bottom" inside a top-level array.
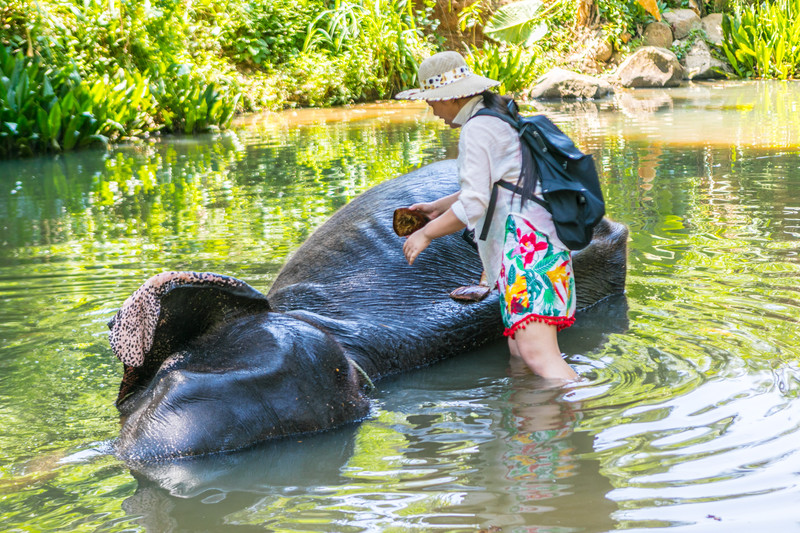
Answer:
[{"left": 472, "top": 104, "right": 605, "bottom": 250}]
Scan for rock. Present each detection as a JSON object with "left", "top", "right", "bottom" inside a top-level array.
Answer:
[
  {"left": 615, "top": 47, "right": 684, "bottom": 88},
  {"left": 662, "top": 8, "right": 702, "bottom": 39},
  {"left": 643, "top": 21, "right": 674, "bottom": 49},
  {"left": 529, "top": 67, "right": 615, "bottom": 100},
  {"left": 607, "top": 49, "right": 626, "bottom": 66},
  {"left": 687, "top": 0, "right": 703, "bottom": 16},
  {"left": 578, "top": 60, "right": 604, "bottom": 75},
  {"left": 682, "top": 38, "right": 732, "bottom": 79},
  {"left": 593, "top": 40, "right": 614, "bottom": 63},
  {"left": 701, "top": 13, "right": 724, "bottom": 46}
]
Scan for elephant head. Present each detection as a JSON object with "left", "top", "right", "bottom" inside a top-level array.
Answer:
[{"left": 109, "top": 272, "right": 370, "bottom": 461}]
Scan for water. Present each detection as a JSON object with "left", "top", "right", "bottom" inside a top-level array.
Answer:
[{"left": 1, "top": 82, "right": 799, "bottom": 532}]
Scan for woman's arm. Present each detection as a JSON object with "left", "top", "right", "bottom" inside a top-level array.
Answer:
[
  {"left": 403, "top": 207, "right": 465, "bottom": 265},
  {"left": 408, "top": 191, "right": 460, "bottom": 220}
]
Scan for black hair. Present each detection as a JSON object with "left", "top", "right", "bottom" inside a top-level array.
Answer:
[{"left": 479, "top": 90, "right": 537, "bottom": 207}]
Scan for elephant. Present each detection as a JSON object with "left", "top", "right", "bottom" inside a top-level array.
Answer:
[{"left": 108, "top": 159, "right": 628, "bottom": 461}]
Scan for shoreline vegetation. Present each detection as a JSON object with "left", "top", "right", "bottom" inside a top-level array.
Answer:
[{"left": 1, "top": 0, "right": 798, "bottom": 158}]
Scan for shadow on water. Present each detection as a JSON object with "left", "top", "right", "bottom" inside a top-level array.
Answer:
[
  {"left": 122, "top": 428, "right": 361, "bottom": 532},
  {"left": 562, "top": 293, "right": 630, "bottom": 358}
]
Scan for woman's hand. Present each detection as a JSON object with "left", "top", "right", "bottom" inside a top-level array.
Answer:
[
  {"left": 408, "top": 192, "right": 459, "bottom": 220},
  {"left": 403, "top": 229, "right": 432, "bottom": 266},
  {"left": 401, "top": 207, "right": 466, "bottom": 266},
  {"left": 408, "top": 202, "right": 441, "bottom": 220}
]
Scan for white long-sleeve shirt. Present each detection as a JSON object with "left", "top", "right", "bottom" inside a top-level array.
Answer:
[{"left": 449, "top": 96, "right": 567, "bottom": 286}]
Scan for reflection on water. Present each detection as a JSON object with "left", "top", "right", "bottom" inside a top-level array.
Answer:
[
  {"left": 1, "top": 81, "right": 800, "bottom": 532},
  {"left": 540, "top": 80, "right": 800, "bottom": 149}
]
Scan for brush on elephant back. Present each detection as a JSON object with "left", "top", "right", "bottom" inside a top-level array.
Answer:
[{"left": 392, "top": 208, "right": 429, "bottom": 236}]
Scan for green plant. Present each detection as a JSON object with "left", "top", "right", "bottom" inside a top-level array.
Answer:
[
  {"left": 150, "top": 63, "right": 239, "bottom": 134},
  {"left": 596, "top": 0, "right": 657, "bottom": 49},
  {"left": 278, "top": 50, "right": 354, "bottom": 106},
  {"left": 458, "top": 0, "right": 490, "bottom": 41},
  {"left": 460, "top": 0, "right": 565, "bottom": 89},
  {"left": 671, "top": 27, "right": 708, "bottom": 60},
  {"left": 722, "top": 0, "right": 800, "bottom": 79},
  {"left": 464, "top": 43, "right": 543, "bottom": 94},
  {"left": 303, "top": 0, "right": 434, "bottom": 99},
  {"left": 1, "top": 0, "right": 249, "bottom": 148},
  {"left": 222, "top": 1, "right": 323, "bottom": 67},
  {"left": 0, "top": 0, "right": 37, "bottom": 55},
  {"left": 0, "top": 45, "right": 156, "bottom": 158},
  {"left": 482, "top": 0, "right": 552, "bottom": 47}
]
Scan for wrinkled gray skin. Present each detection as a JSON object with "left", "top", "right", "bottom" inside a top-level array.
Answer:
[{"left": 113, "top": 159, "right": 628, "bottom": 461}]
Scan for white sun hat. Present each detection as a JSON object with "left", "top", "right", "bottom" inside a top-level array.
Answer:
[{"left": 395, "top": 51, "right": 500, "bottom": 101}]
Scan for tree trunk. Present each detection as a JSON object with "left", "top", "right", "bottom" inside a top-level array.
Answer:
[{"left": 576, "top": 0, "right": 597, "bottom": 28}]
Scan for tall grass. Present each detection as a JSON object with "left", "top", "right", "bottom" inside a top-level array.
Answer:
[{"left": 303, "top": 0, "right": 434, "bottom": 98}]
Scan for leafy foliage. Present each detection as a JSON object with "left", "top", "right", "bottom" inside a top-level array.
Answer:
[
  {"left": 150, "top": 63, "right": 239, "bottom": 134},
  {"left": 722, "top": 0, "right": 800, "bottom": 79},
  {"left": 0, "top": 0, "right": 442, "bottom": 155},
  {"left": 303, "top": 0, "right": 435, "bottom": 99},
  {"left": 4, "top": 0, "right": 795, "bottom": 158},
  {"left": 596, "top": 0, "right": 658, "bottom": 48},
  {"left": 483, "top": 0, "right": 549, "bottom": 47},
  {"left": 458, "top": 0, "right": 490, "bottom": 34},
  {"left": 0, "top": 46, "right": 156, "bottom": 158},
  {"left": 222, "top": 1, "right": 324, "bottom": 67},
  {"left": 464, "top": 43, "right": 545, "bottom": 94},
  {"left": 0, "top": 0, "right": 243, "bottom": 142}
]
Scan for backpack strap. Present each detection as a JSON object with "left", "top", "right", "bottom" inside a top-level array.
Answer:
[
  {"left": 473, "top": 107, "right": 550, "bottom": 155},
  {"left": 468, "top": 106, "right": 547, "bottom": 241},
  {"left": 473, "top": 106, "right": 519, "bottom": 129},
  {"left": 478, "top": 180, "right": 548, "bottom": 241}
]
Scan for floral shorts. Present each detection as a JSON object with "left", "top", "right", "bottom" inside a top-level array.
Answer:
[{"left": 496, "top": 214, "right": 576, "bottom": 338}]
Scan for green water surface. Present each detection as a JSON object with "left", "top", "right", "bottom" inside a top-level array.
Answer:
[{"left": 1, "top": 81, "right": 799, "bottom": 532}]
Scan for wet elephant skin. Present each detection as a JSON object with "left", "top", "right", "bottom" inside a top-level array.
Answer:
[{"left": 111, "top": 159, "right": 628, "bottom": 460}]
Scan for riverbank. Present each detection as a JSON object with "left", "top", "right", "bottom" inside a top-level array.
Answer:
[
  {"left": 1, "top": 0, "right": 798, "bottom": 158},
  {"left": 234, "top": 80, "right": 800, "bottom": 150}
]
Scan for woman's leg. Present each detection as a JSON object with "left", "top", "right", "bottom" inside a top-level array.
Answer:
[
  {"left": 509, "top": 322, "right": 578, "bottom": 381},
  {"left": 507, "top": 336, "right": 529, "bottom": 376}
]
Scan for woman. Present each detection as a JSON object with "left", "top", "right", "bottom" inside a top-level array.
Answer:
[{"left": 395, "top": 51, "right": 578, "bottom": 382}]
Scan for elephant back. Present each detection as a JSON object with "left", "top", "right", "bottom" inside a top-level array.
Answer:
[{"left": 268, "top": 160, "right": 500, "bottom": 379}]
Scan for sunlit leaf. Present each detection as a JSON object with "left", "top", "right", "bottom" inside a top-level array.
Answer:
[
  {"left": 483, "top": 0, "right": 548, "bottom": 47},
  {"left": 42, "top": 74, "right": 55, "bottom": 99},
  {"left": 80, "top": 133, "right": 109, "bottom": 148},
  {"left": 48, "top": 100, "right": 62, "bottom": 139},
  {"left": 634, "top": 0, "right": 660, "bottom": 21},
  {"left": 37, "top": 106, "right": 49, "bottom": 138}
]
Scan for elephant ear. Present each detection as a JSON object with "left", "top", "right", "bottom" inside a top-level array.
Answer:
[{"left": 108, "top": 271, "right": 270, "bottom": 406}]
